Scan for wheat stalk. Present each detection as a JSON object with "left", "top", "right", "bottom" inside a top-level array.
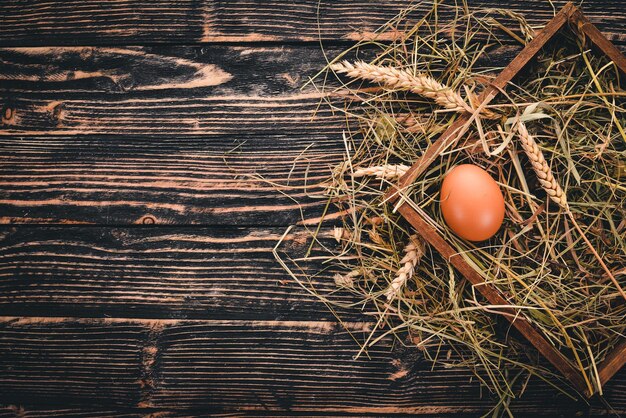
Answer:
[
  {"left": 517, "top": 122, "right": 569, "bottom": 209},
  {"left": 517, "top": 122, "right": 626, "bottom": 302},
  {"left": 332, "top": 61, "right": 466, "bottom": 110},
  {"left": 352, "top": 164, "right": 410, "bottom": 180},
  {"left": 331, "top": 61, "right": 498, "bottom": 119},
  {"left": 385, "top": 235, "right": 425, "bottom": 302}
]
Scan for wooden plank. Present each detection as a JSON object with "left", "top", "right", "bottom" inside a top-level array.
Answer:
[
  {"left": 0, "top": 45, "right": 340, "bottom": 95},
  {"left": 0, "top": 135, "right": 342, "bottom": 225},
  {"left": 0, "top": 316, "right": 612, "bottom": 415},
  {"left": 598, "top": 339, "right": 626, "bottom": 388},
  {"left": 572, "top": 8, "right": 626, "bottom": 73},
  {"left": 0, "top": 317, "right": 146, "bottom": 407},
  {"left": 0, "top": 45, "right": 349, "bottom": 137},
  {"left": 1, "top": 93, "right": 341, "bottom": 136},
  {"left": 0, "top": 226, "right": 358, "bottom": 320},
  {"left": 0, "top": 406, "right": 489, "bottom": 418},
  {"left": 0, "top": 1, "right": 625, "bottom": 46},
  {"left": 0, "top": 406, "right": 143, "bottom": 418}
]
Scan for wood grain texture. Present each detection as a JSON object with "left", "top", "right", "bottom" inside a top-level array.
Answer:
[
  {"left": 0, "top": 45, "right": 337, "bottom": 94},
  {"left": 0, "top": 406, "right": 144, "bottom": 418},
  {"left": 0, "top": 407, "right": 509, "bottom": 418},
  {"left": 0, "top": 1, "right": 625, "bottom": 46},
  {"left": 0, "top": 136, "right": 341, "bottom": 225},
  {"left": 0, "top": 316, "right": 617, "bottom": 415},
  {"left": 0, "top": 226, "right": 355, "bottom": 320},
  {"left": 0, "top": 45, "right": 349, "bottom": 137}
]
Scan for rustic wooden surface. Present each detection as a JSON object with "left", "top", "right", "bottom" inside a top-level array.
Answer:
[{"left": 0, "top": 1, "right": 625, "bottom": 416}]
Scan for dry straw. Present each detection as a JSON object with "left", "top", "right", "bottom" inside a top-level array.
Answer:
[
  {"left": 516, "top": 121, "right": 626, "bottom": 301},
  {"left": 331, "top": 61, "right": 499, "bottom": 120},
  {"left": 273, "top": 0, "right": 626, "bottom": 412}
]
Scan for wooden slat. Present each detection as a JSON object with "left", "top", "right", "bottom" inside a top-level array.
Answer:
[
  {"left": 0, "top": 45, "right": 348, "bottom": 137},
  {"left": 1, "top": 407, "right": 471, "bottom": 417},
  {"left": 0, "top": 226, "right": 358, "bottom": 320},
  {"left": 0, "top": 316, "right": 614, "bottom": 415},
  {"left": 0, "top": 407, "right": 143, "bottom": 418},
  {"left": 0, "top": 94, "right": 343, "bottom": 136},
  {"left": 599, "top": 340, "right": 626, "bottom": 388},
  {"left": 0, "top": 318, "right": 145, "bottom": 407},
  {"left": 0, "top": 1, "right": 625, "bottom": 46},
  {"left": 0, "top": 93, "right": 343, "bottom": 136},
  {"left": 0, "top": 44, "right": 344, "bottom": 95},
  {"left": 0, "top": 136, "right": 341, "bottom": 225}
]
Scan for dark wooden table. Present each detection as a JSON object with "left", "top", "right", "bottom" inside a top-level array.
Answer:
[{"left": 0, "top": 1, "right": 624, "bottom": 416}]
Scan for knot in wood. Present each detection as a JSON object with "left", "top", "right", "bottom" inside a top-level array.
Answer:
[
  {"left": 2, "top": 106, "right": 14, "bottom": 123},
  {"left": 139, "top": 215, "right": 156, "bottom": 224}
]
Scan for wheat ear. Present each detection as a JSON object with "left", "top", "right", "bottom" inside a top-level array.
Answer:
[
  {"left": 385, "top": 235, "right": 425, "bottom": 302},
  {"left": 334, "top": 269, "right": 360, "bottom": 288},
  {"left": 331, "top": 61, "right": 475, "bottom": 113},
  {"left": 333, "top": 226, "right": 352, "bottom": 242},
  {"left": 352, "top": 164, "right": 410, "bottom": 180},
  {"left": 517, "top": 122, "right": 626, "bottom": 302},
  {"left": 517, "top": 122, "right": 569, "bottom": 209}
]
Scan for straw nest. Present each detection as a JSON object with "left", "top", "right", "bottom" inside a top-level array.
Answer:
[{"left": 273, "top": 1, "right": 625, "bottom": 413}]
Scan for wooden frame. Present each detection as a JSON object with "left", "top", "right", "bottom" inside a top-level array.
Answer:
[{"left": 385, "top": 2, "right": 626, "bottom": 397}]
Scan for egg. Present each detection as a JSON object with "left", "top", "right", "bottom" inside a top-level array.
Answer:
[{"left": 440, "top": 164, "right": 505, "bottom": 242}]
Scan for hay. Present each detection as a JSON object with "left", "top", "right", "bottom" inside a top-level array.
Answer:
[{"left": 274, "top": 1, "right": 625, "bottom": 413}]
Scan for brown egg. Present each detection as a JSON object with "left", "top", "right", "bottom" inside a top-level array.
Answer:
[{"left": 440, "top": 164, "right": 505, "bottom": 242}]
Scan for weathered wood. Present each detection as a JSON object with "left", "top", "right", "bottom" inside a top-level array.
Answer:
[
  {"left": 0, "top": 45, "right": 342, "bottom": 95},
  {"left": 599, "top": 339, "right": 626, "bottom": 388},
  {"left": 0, "top": 406, "right": 189, "bottom": 418},
  {"left": 0, "top": 226, "right": 358, "bottom": 320},
  {"left": 0, "top": 408, "right": 497, "bottom": 418},
  {"left": 0, "top": 316, "right": 614, "bottom": 415},
  {"left": 2, "top": 93, "right": 341, "bottom": 136},
  {"left": 0, "top": 317, "right": 145, "bottom": 407},
  {"left": 0, "top": 406, "right": 144, "bottom": 418},
  {"left": 572, "top": 8, "right": 626, "bottom": 73},
  {"left": 0, "top": 45, "right": 359, "bottom": 137},
  {"left": 0, "top": 136, "right": 342, "bottom": 225},
  {"left": 0, "top": 1, "right": 625, "bottom": 46}
]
